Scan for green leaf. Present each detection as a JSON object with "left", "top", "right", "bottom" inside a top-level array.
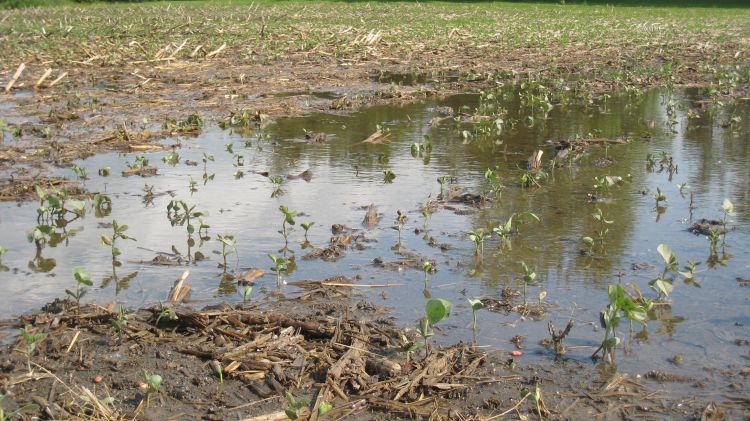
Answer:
[
  {"left": 425, "top": 298, "right": 453, "bottom": 325},
  {"left": 72, "top": 267, "right": 92, "bottom": 286},
  {"left": 722, "top": 198, "right": 734, "bottom": 214},
  {"left": 656, "top": 243, "right": 675, "bottom": 265},
  {"left": 468, "top": 298, "right": 485, "bottom": 311},
  {"left": 318, "top": 401, "right": 333, "bottom": 417}
]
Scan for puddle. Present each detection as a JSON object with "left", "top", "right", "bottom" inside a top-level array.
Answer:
[{"left": 0, "top": 87, "right": 748, "bottom": 392}]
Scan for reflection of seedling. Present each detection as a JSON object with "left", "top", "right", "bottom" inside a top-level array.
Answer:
[
  {"left": 66, "top": 267, "right": 92, "bottom": 309},
  {"left": 101, "top": 220, "right": 136, "bottom": 262},
  {"left": 592, "top": 284, "right": 650, "bottom": 364},
  {"left": 437, "top": 176, "right": 448, "bottom": 198},
  {"left": 268, "top": 254, "right": 289, "bottom": 285},
  {"left": 300, "top": 221, "right": 314, "bottom": 242},
  {"left": 468, "top": 298, "right": 485, "bottom": 342},
  {"left": 284, "top": 392, "right": 308, "bottom": 420},
  {"left": 468, "top": 228, "right": 489, "bottom": 258},
  {"left": 520, "top": 262, "right": 536, "bottom": 305},
  {"left": 648, "top": 243, "right": 677, "bottom": 301},
  {"left": 679, "top": 260, "right": 701, "bottom": 286},
  {"left": 92, "top": 193, "right": 112, "bottom": 217},
  {"left": 383, "top": 169, "right": 396, "bottom": 183},
  {"left": 18, "top": 328, "right": 46, "bottom": 373}
]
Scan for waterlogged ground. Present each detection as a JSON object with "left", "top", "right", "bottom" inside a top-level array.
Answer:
[{"left": 1, "top": 87, "right": 749, "bottom": 401}]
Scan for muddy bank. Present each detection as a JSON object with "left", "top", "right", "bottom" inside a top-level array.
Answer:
[{"left": 1, "top": 278, "right": 745, "bottom": 420}]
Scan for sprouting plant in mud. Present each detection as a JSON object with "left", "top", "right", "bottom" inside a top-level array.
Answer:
[
  {"left": 127, "top": 155, "right": 149, "bottom": 170},
  {"left": 92, "top": 193, "right": 112, "bottom": 217},
  {"left": 391, "top": 210, "right": 407, "bottom": 246},
  {"left": 101, "top": 220, "right": 136, "bottom": 263},
  {"left": 301, "top": 221, "right": 314, "bottom": 243},
  {"left": 318, "top": 401, "right": 333, "bottom": 418},
  {"left": 592, "top": 175, "right": 624, "bottom": 196},
  {"left": 648, "top": 243, "right": 678, "bottom": 301},
  {"left": 383, "top": 169, "right": 396, "bottom": 184},
  {"left": 399, "top": 334, "right": 425, "bottom": 366},
  {"left": 0, "top": 394, "right": 38, "bottom": 421},
  {"left": 468, "top": 298, "right": 485, "bottom": 342},
  {"left": 111, "top": 305, "right": 133, "bottom": 336},
  {"left": 209, "top": 360, "right": 223, "bottom": 384},
  {"left": 240, "top": 281, "right": 253, "bottom": 304},
  {"left": 484, "top": 168, "right": 504, "bottom": 197},
  {"left": 592, "top": 284, "right": 649, "bottom": 364},
  {"left": 520, "top": 261, "right": 536, "bottom": 305},
  {"left": 679, "top": 260, "right": 701, "bottom": 286},
  {"left": 416, "top": 298, "right": 453, "bottom": 351},
  {"left": 268, "top": 254, "right": 289, "bottom": 285},
  {"left": 98, "top": 166, "right": 111, "bottom": 177},
  {"left": 467, "top": 228, "right": 489, "bottom": 258},
  {"left": 17, "top": 328, "right": 46, "bottom": 374},
  {"left": 592, "top": 206, "right": 613, "bottom": 249},
  {"left": 71, "top": 164, "right": 88, "bottom": 180},
  {"left": 422, "top": 261, "right": 433, "bottom": 285},
  {"left": 520, "top": 384, "right": 548, "bottom": 420},
  {"left": 217, "top": 234, "right": 237, "bottom": 273},
  {"left": 34, "top": 186, "right": 85, "bottom": 224},
  {"left": 410, "top": 135, "right": 432, "bottom": 160},
  {"left": 224, "top": 142, "right": 234, "bottom": 154},
  {"left": 66, "top": 267, "right": 92, "bottom": 309},
  {"left": 421, "top": 208, "right": 432, "bottom": 230},
  {"left": 141, "top": 371, "right": 162, "bottom": 408},
  {"left": 154, "top": 302, "right": 178, "bottom": 326},
  {"left": 284, "top": 392, "right": 308, "bottom": 420},
  {"left": 167, "top": 200, "right": 207, "bottom": 240},
  {"left": 270, "top": 175, "right": 284, "bottom": 197},
  {"left": 278, "top": 206, "right": 299, "bottom": 249}
]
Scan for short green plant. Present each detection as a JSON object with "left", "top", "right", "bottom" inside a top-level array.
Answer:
[
  {"left": 648, "top": 243, "right": 678, "bottom": 301},
  {"left": 484, "top": 168, "right": 504, "bottom": 197},
  {"left": 98, "top": 166, "right": 111, "bottom": 177},
  {"left": 268, "top": 254, "right": 289, "bottom": 285},
  {"left": 421, "top": 208, "right": 432, "bottom": 229},
  {"left": 270, "top": 175, "right": 284, "bottom": 197},
  {"left": 592, "top": 206, "right": 614, "bottom": 249},
  {"left": 18, "top": 328, "right": 46, "bottom": 373},
  {"left": 468, "top": 298, "right": 485, "bottom": 342},
  {"left": 318, "top": 401, "right": 333, "bottom": 418},
  {"left": 66, "top": 267, "right": 92, "bottom": 308},
  {"left": 92, "top": 193, "right": 112, "bottom": 217},
  {"left": 592, "top": 284, "right": 650, "bottom": 364},
  {"left": 0, "top": 394, "right": 38, "bottom": 421},
  {"left": 278, "top": 206, "right": 299, "bottom": 246},
  {"left": 142, "top": 371, "right": 162, "bottom": 408},
  {"left": 209, "top": 360, "right": 223, "bottom": 384},
  {"left": 654, "top": 187, "right": 667, "bottom": 207},
  {"left": 217, "top": 234, "right": 237, "bottom": 272},
  {"left": 284, "top": 392, "right": 308, "bottom": 420},
  {"left": 225, "top": 142, "right": 234, "bottom": 154},
  {"left": 383, "top": 169, "right": 396, "bottom": 183},
  {"left": 391, "top": 210, "right": 407, "bottom": 245},
  {"left": 416, "top": 298, "right": 453, "bottom": 350},
  {"left": 0, "top": 247, "right": 8, "bottom": 272},
  {"left": 167, "top": 200, "right": 206, "bottom": 236},
  {"left": 708, "top": 228, "right": 722, "bottom": 256},
  {"left": 300, "top": 221, "right": 314, "bottom": 242},
  {"left": 71, "top": 164, "right": 88, "bottom": 180},
  {"left": 437, "top": 175, "right": 448, "bottom": 198},
  {"left": 188, "top": 176, "right": 198, "bottom": 193},
  {"left": 240, "top": 283, "right": 253, "bottom": 303},
  {"left": 520, "top": 261, "right": 536, "bottom": 305},
  {"left": 111, "top": 304, "right": 132, "bottom": 334},
  {"left": 101, "top": 220, "right": 136, "bottom": 262},
  {"left": 468, "top": 228, "right": 489, "bottom": 258},
  {"left": 679, "top": 260, "right": 701, "bottom": 285},
  {"left": 161, "top": 150, "right": 180, "bottom": 166},
  {"left": 422, "top": 261, "right": 433, "bottom": 285}
]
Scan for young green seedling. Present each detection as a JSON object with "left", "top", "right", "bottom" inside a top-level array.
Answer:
[
  {"left": 268, "top": 254, "right": 289, "bottom": 285},
  {"left": 217, "top": 234, "right": 237, "bottom": 272},
  {"left": 161, "top": 150, "right": 180, "bottom": 166},
  {"left": 520, "top": 261, "right": 536, "bottom": 305},
  {"left": 101, "top": 220, "right": 136, "bottom": 262},
  {"left": 318, "top": 401, "right": 333, "bottom": 418},
  {"left": 141, "top": 371, "right": 162, "bottom": 408},
  {"left": 0, "top": 246, "right": 7, "bottom": 271},
  {"left": 484, "top": 168, "right": 504, "bottom": 197},
  {"left": 418, "top": 298, "right": 453, "bottom": 351},
  {"left": 71, "top": 165, "right": 88, "bottom": 180},
  {"left": 66, "top": 267, "right": 92, "bottom": 309},
  {"left": 422, "top": 261, "right": 433, "bottom": 285},
  {"left": 300, "top": 221, "right": 315, "bottom": 242},
  {"left": 383, "top": 169, "right": 396, "bottom": 184},
  {"left": 468, "top": 298, "right": 485, "bottom": 342},
  {"left": 284, "top": 392, "right": 309, "bottom": 420},
  {"left": 468, "top": 228, "right": 489, "bottom": 258},
  {"left": 92, "top": 193, "right": 112, "bottom": 217},
  {"left": 421, "top": 208, "right": 432, "bottom": 230},
  {"left": 111, "top": 305, "right": 132, "bottom": 336},
  {"left": 391, "top": 210, "right": 407, "bottom": 246},
  {"left": 593, "top": 284, "right": 650, "bottom": 364},
  {"left": 278, "top": 206, "right": 299, "bottom": 246},
  {"left": 437, "top": 176, "right": 448, "bottom": 198},
  {"left": 654, "top": 187, "right": 667, "bottom": 207},
  {"left": 648, "top": 243, "right": 678, "bottom": 301},
  {"left": 209, "top": 360, "right": 223, "bottom": 384},
  {"left": 18, "top": 328, "right": 46, "bottom": 374},
  {"left": 270, "top": 176, "right": 284, "bottom": 197}
]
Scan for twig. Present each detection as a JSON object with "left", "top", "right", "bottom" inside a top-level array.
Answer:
[{"left": 4, "top": 62, "right": 25, "bottom": 92}]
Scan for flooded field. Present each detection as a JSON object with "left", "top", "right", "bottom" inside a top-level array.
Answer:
[{"left": 1, "top": 85, "right": 749, "bottom": 406}]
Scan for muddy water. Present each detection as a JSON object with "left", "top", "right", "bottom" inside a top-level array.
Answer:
[{"left": 1, "top": 88, "right": 749, "bottom": 394}]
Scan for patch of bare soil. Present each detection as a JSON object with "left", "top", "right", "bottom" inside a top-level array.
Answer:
[{"left": 1, "top": 279, "right": 745, "bottom": 420}]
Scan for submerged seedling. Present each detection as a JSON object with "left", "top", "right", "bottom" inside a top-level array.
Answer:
[
  {"left": 300, "top": 221, "right": 314, "bottom": 242},
  {"left": 484, "top": 168, "right": 504, "bottom": 197},
  {"left": 217, "top": 234, "right": 237, "bottom": 273},
  {"left": 391, "top": 210, "right": 407, "bottom": 246},
  {"left": 209, "top": 360, "right": 223, "bottom": 384},
  {"left": 270, "top": 175, "right": 284, "bottom": 197},
  {"left": 383, "top": 169, "right": 396, "bottom": 184},
  {"left": 468, "top": 228, "right": 489, "bottom": 258}
]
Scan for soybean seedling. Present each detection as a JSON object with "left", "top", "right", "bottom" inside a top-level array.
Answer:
[
  {"left": 269, "top": 176, "right": 284, "bottom": 197},
  {"left": 278, "top": 206, "right": 299, "bottom": 247},
  {"left": 468, "top": 228, "right": 490, "bottom": 258},
  {"left": 301, "top": 221, "right": 315, "bottom": 242},
  {"left": 468, "top": 298, "right": 485, "bottom": 343},
  {"left": 67, "top": 267, "right": 92, "bottom": 310},
  {"left": 654, "top": 187, "right": 667, "bottom": 208},
  {"left": 0, "top": 246, "right": 7, "bottom": 272},
  {"left": 520, "top": 262, "right": 536, "bottom": 305},
  {"left": 0, "top": 395, "right": 38, "bottom": 421},
  {"left": 111, "top": 305, "right": 133, "bottom": 338},
  {"left": 484, "top": 168, "right": 504, "bottom": 197},
  {"left": 101, "top": 220, "right": 136, "bottom": 263},
  {"left": 217, "top": 234, "right": 238, "bottom": 273},
  {"left": 679, "top": 261, "right": 701, "bottom": 286},
  {"left": 648, "top": 243, "right": 678, "bottom": 301},
  {"left": 592, "top": 284, "right": 650, "bottom": 364},
  {"left": 18, "top": 328, "right": 46, "bottom": 374},
  {"left": 284, "top": 392, "right": 309, "bottom": 420},
  {"left": 592, "top": 207, "right": 613, "bottom": 250},
  {"left": 92, "top": 193, "right": 112, "bottom": 217},
  {"left": 391, "top": 210, "right": 407, "bottom": 246},
  {"left": 141, "top": 371, "right": 162, "bottom": 408},
  {"left": 417, "top": 298, "right": 453, "bottom": 351},
  {"left": 383, "top": 169, "right": 396, "bottom": 184},
  {"left": 209, "top": 360, "right": 223, "bottom": 384},
  {"left": 71, "top": 165, "right": 89, "bottom": 180},
  {"left": 268, "top": 254, "right": 289, "bottom": 286},
  {"left": 421, "top": 208, "right": 432, "bottom": 230},
  {"left": 437, "top": 175, "right": 448, "bottom": 198}
]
